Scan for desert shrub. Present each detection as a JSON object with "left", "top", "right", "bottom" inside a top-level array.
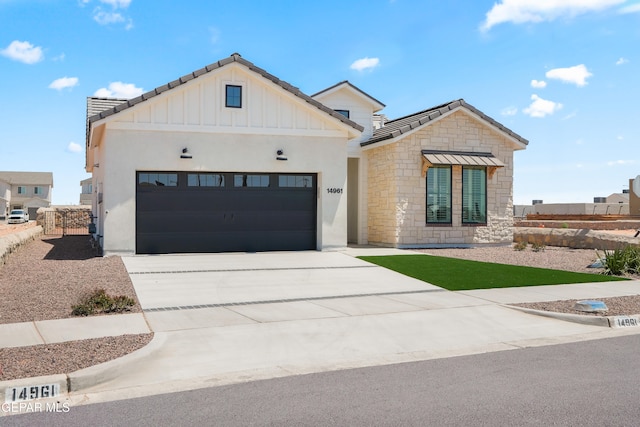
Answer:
[
  {"left": 531, "top": 243, "right": 546, "bottom": 252},
  {"left": 598, "top": 246, "right": 640, "bottom": 276},
  {"left": 513, "top": 241, "right": 528, "bottom": 251},
  {"left": 72, "top": 289, "right": 135, "bottom": 316}
]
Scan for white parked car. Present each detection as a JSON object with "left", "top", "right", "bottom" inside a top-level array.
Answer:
[{"left": 7, "top": 209, "right": 29, "bottom": 224}]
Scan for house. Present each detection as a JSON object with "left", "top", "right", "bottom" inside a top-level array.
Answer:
[
  {"left": 80, "top": 177, "right": 92, "bottom": 205},
  {"left": 0, "top": 171, "right": 54, "bottom": 220},
  {"left": 86, "top": 53, "right": 527, "bottom": 255}
]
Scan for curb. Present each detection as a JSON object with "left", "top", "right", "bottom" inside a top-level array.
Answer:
[
  {"left": 504, "top": 304, "right": 611, "bottom": 327},
  {"left": 68, "top": 332, "right": 166, "bottom": 392},
  {"left": 504, "top": 304, "right": 640, "bottom": 329},
  {"left": 0, "top": 333, "right": 165, "bottom": 414}
]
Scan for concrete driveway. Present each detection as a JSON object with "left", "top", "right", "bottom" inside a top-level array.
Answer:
[{"left": 72, "top": 248, "right": 615, "bottom": 400}]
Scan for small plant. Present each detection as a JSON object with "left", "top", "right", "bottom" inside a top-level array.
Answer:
[
  {"left": 531, "top": 243, "right": 546, "bottom": 252},
  {"left": 597, "top": 245, "right": 640, "bottom": 276},
  {"left": 561, "top": 222, "right": 569, "bottom": 229},
  {"left": 72, "top": 289, "right": 135, "bottom": 316},
  {"left": 513, "top": 241, "right": 528, "bottom": 251}
]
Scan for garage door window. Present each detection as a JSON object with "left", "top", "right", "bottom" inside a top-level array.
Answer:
[
  {"left": 139, "top": 173, "right": 178, "bottom": 187},
  {"left": 234, "top": 174, "right": 270, "bottom": 187},
  {"left": 279, "top": 175, "right": 313, "bottom": 188},
  {"left": 188, "top": 173, "right": 225, "bottom": 187}
]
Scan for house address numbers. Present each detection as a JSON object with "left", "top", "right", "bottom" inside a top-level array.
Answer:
[{"left": 326, "top": 188, "right": 343, "bottom": 194}]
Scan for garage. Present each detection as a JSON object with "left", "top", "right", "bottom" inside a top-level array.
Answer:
[{"left": 136, "top": 172, "right": 317, "bottom": 254}]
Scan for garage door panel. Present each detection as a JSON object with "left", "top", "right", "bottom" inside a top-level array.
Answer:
[{"left": 136, "top": 172, "right": 317, "bottom": 254}]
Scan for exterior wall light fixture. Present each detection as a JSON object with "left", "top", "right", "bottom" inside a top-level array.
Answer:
[{"left": 180, "top": 148, "right": 192, "bottom": 159}]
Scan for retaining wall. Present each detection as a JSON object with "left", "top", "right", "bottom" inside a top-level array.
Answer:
[
  {"left": 514, "top": 227, "right": 640, "bottom": 251},
  {"left": 0, "top": 226, "right": 43, "bottom": 267}
]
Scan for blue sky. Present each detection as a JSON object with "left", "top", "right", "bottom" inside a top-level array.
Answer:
[{"left": 1, "top": 0, "right": 639, "bottom": 205}]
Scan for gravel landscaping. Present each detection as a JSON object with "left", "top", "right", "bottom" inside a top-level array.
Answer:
[{"left": 0, "top": 234, "right": 152, "bottom": 381}]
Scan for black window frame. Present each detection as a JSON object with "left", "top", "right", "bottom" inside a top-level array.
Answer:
[
  {"left": 225, "top": 85, "right": 242, "bottom": 108},
  {"left": 335, "top": 109, "right": 350, "bottom": 119},
  {"left": 461, "top": 166, "right": 487, "bottom": 225},
  {"left": 426, "top": 165, "right": 452, "bottom": 225}
]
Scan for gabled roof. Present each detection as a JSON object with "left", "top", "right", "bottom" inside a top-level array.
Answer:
[
  {"left": 86, "top": 53, "right": 363, "bottom": 132},
  {"left": 0, "top": 171, "right": 54, "bottom": 186},
  {"left": 311, "top": 81, "right": 386, "bottom": 112},
  {"left": 361, "top": 99, "right": 528, "bottom": 147}
]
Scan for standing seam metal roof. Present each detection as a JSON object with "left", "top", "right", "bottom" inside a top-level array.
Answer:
[
  {"left": 86, "top": 53, "right": 364, "bottom": 133},
  {"left": 360, "top": 99, "right": 528, "bottom": 147}
]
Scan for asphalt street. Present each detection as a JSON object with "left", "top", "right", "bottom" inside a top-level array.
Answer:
[{"left": 6, "top": 333, "right": 640, "bottom": 426}]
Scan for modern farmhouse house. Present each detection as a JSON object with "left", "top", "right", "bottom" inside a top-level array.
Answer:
[{"left": 85, "top": 53, "right": 528, "bottom": 255}]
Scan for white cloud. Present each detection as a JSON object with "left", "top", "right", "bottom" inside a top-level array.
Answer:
[
  {"left": 0, "top": 40, "right": 44, "bottom": 64},
  {"left": 523, "top": 94, "right": 563, "bottom": 118},
  {"left": 93, "top": 9, "right": 124, "bottom": 25},
  {"left": 607, "top": 159, "right": 636, "bottom": 166},
  {"left": 562, "top": 111, "right": 578, "bottom": 120},
  {"left": 545, "top": 64, "right": 593, "bottom": 86},
  {"left": 49, "top": 77, "right": 79, "bottom": 91},
  {"left": 531, "top": 79, "right": 547, "bottom": 88},
  {"left": 100, "top": 0, "right": 131, "bottom": 7},
  {"left": 67, "top": 142, "right": 83, "bottom": 153},
  {"left": 94, "top": 81, "right": 143, "bottom": 98},
  {"left": 90, "top": 0, "right": 133, "bottom": 28},
  {"left": 501, "top": 106, "right": 518, "bottom": 116},
  {"left": 350, "top": 57, "right": 380, "bottom": 72},
  {"left": 617, "top": 135, "right": 624, "bottom": 140},
  {"left": 481, "top": 0, "right": 625, "bottom": 31},
  {"left": 616, "top": 57, "right": 629, "bottom": 65},
  {"left": 619, "top": 3, "right": 640, "bottom": 13}
]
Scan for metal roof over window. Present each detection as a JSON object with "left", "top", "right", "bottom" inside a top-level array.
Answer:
[{"left": 421, "top": 150, "right": 505, "bottom": 178}]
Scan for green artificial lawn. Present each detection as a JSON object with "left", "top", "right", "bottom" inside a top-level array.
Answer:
[{"left": 358, "top": 254, "right": 628, "bottom": 291}]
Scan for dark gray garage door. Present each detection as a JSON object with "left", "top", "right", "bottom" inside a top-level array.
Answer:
[{"left": 136, "top": 172, "right": 317, "bottom": 254}]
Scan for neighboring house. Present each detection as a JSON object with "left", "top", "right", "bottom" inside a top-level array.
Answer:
[
  {"left": 607, "top": 190, "right": 629, "bottom": 204},
  {"left": 86, "top": 53, "right": 527, "bottom": 255},
  {"left": 0, "top": 171, "right": 53, "bottom": 220},
  {"left": 80, "top": 177, "right": 93, "bottom": 205}
]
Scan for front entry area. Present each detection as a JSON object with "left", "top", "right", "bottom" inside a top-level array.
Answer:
[{"left": 136, "top": 172, "right": 317, "bottom": 254}]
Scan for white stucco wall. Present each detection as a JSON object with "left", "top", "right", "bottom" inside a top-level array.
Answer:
[{"left": 89, "top": 62, "right": 354, "bottom": 255}]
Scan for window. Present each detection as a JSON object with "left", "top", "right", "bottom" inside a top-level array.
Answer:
[
  {"left": 138, "top": 173, "right": 178, "bottom": 187},
  {"left": 335, "top": 109, "right": 350, "bottom": 119},
  {"left": 188, "top": 173, "right": 225, "bottom": 187},
  {"left": 225, "top": 85, "right": 242, "bottom": 108},
  {"left": 426, "top": 166, "right": 451, "bottom": 224},
  {"left": 34, "top": 186, "right": 41, "bottom": 195},
  {"left": 278, "top": 175, "right": 313, "bottom": 188},
  {"left": 462, "top": 167, "right": 487, "bottom": 224},
  {"left": 17, "top": 186, "right": 25, "bottom": 195},
  {"left": 234, "top": 174, "right": 270, "bottom": 187}
]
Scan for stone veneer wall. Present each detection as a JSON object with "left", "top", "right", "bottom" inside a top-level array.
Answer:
[{"left": 366, "top": 110, "right": 518, "bottom": 247}]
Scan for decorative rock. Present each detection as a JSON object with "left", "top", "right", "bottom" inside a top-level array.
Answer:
[{"left": 574, "top": 300, "right": 608, "bottom": 312}]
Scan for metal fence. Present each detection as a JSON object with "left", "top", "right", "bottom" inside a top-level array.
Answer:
[{"left": 42, "top": 210, "right": 91, "bottom": 236}]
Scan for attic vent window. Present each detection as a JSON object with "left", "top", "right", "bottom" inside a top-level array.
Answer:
[
  {"left": 225, "top": 85, "right": 242, "bottom": 108},
  {"left": 335, "top": 109, "right": 350, "bottom": 119}
]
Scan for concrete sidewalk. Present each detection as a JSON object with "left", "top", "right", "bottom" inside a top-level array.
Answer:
[{"left": 0, "top": 313, "right": 150, "bottom": 348}]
